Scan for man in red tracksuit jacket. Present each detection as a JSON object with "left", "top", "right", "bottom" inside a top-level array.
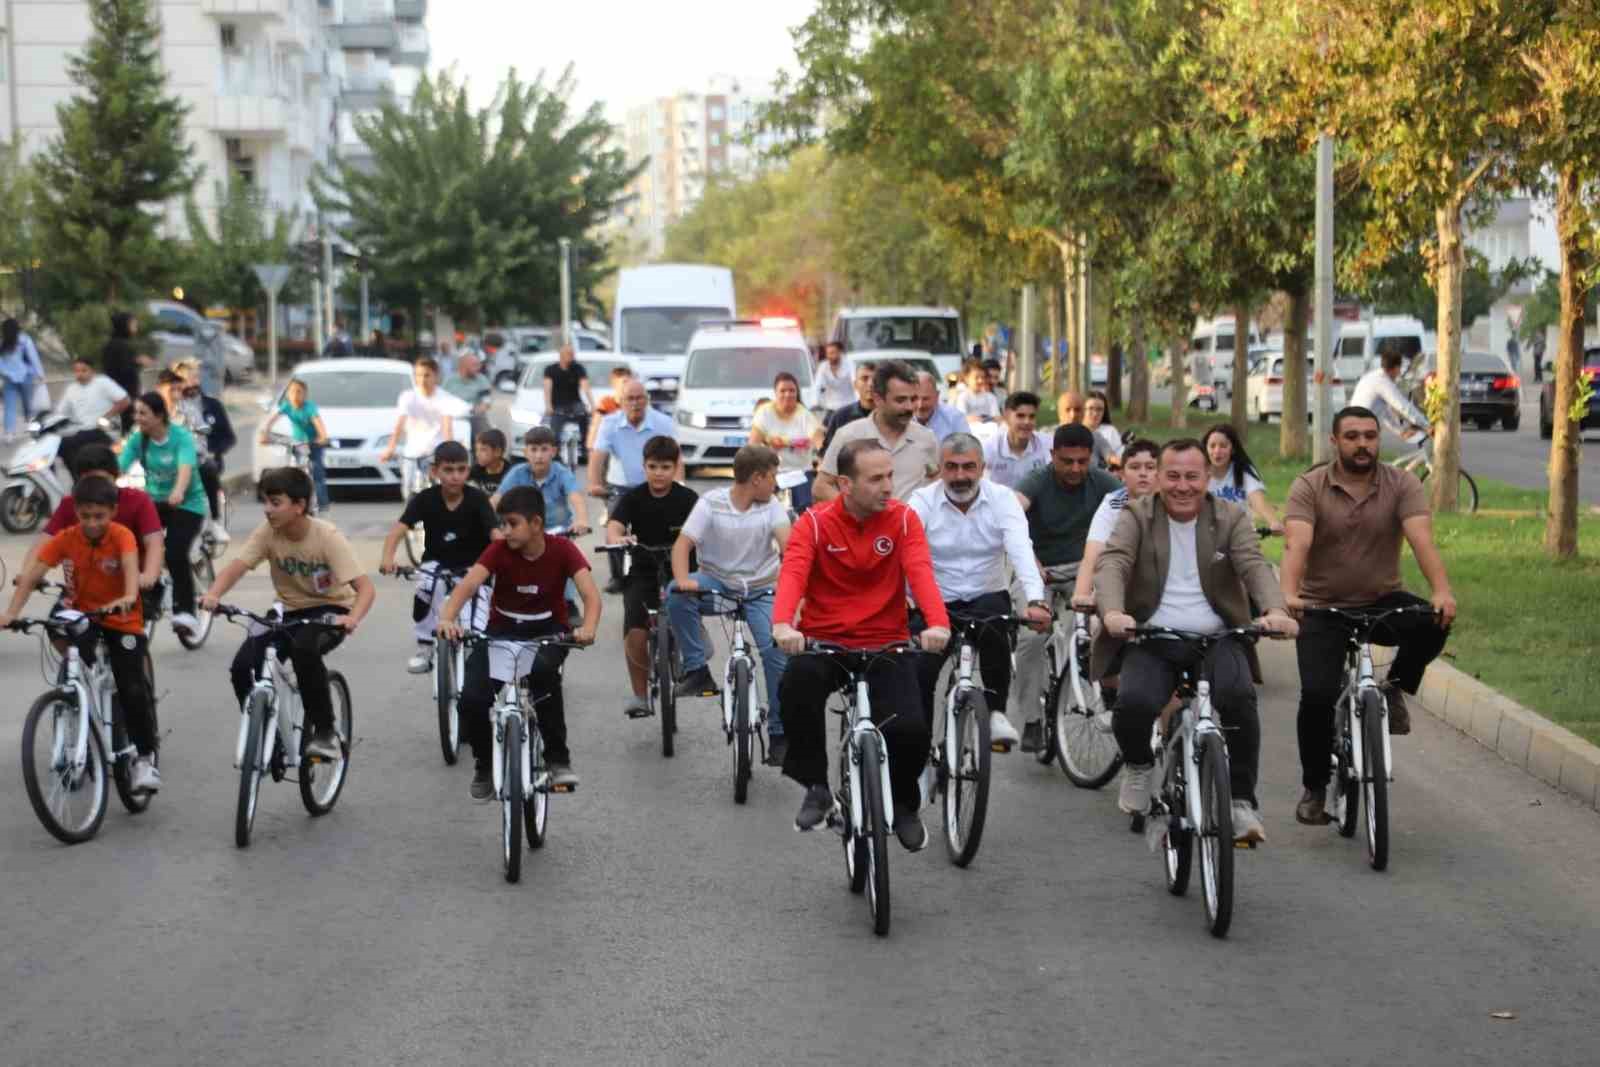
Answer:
[{"left": 772, "top": 439, "right": 951, "bottom": 851}]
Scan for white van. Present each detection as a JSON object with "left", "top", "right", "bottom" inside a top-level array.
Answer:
[
  {"left": 1333, "top": 315, "right": 1434, "bottom": 380},
  {"left": 830, "top": 306, "right": 967, "bottom": 385},
  {"left": 1190, "top": 315, "right": 1259, "bottom": 399},
  {"left": 613, "top": 264, "right": 737, "bottom": 411}
]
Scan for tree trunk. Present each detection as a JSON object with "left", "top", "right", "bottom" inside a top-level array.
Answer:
[
  {"left": 1545, "top": 165, "right": 1586, "bottom": 559},
  {"left": 1128, "top": 315, "right": 1150, "bottom": 423},
  {"left": 1430, "top": 200, "right": 1466, "bottom": 512},
  {"left": 1231, "top": 300, "right": 1251, "bottom": 432},
  {"left": 1169, "top": 332, "right": 1188, "bottom": 429},
  {"left": 1107, "top": 334, "right": 1124, "bottom": 410},
  {"left": 1280, "top": 287, "right": 1310, "bottom": 457},
  {"left": 1045, "top": 284, "right": 1061, "bottom": 398},
  {"left": 1058, "top": 235, "right": 1078, "bottom": 406}
]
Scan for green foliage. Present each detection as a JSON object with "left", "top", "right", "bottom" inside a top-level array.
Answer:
[
  {"left": 0, "top": 146, "right": 43, "bottom": 313},
  {"left": 1360, "top": 247, "right": 1540, "bottom": 328},
  {"left": 182, "top": 178, "right": 304, "bottom": 313},
  {"left": 315, "top": 68, "right": 641, "bottom": 326},
  {"left": 33, "top": 0, "right": 198, "bottom": 305},
  {"left": 52, "top": 303, "right": 154, "bottom": 366},
  {"left": 1518, "top": 270, "right": 1600, "bottom": 345}
]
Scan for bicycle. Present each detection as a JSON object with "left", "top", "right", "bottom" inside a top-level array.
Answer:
[
  {"left": 923, "top": 612, "right": 1024, "bottom": 867},
  {"left": 597, "top": 542, "right": 681, "bottom": 757},
  {"left": 804, "top": 640, "right": 920, "bottom": 938},
  {"left": 217, "top": 604, "right": 353, "bottom": 848},
  {"left": 398, "top": 454, "right": 433, "bottom": 566},
  {"left": 199, "top": 480, "right": 229, "bottom": 561},
  {"left": 391, "top": 565, "right": 473, "bottom": 765},
  {"left": 1394, "top": 429, "right": 1478, "bottom": 513},
  {"left": 461, "top": 632, "right": 584, "bottom": 884},
  {"left": 9, "top": 605, "right": 162, "bottom": 843},
  {"left": 1127, "top": 624, "right": 1266, "bottom": 940},
  {"left": 1040, "top": 581, "right": 1122, "bottom": 789},
  {"left": 1302, "top": 604, "right": 1436, "bottom": 872},
  {"left": 142, "top": 552, "right": 216, "bottom": 650},
  {"left": 692, "top": 588, "right": 772, "bottom": 804},
  {"left": 546, "top": 410, "right": 586, "bottom": 470}
]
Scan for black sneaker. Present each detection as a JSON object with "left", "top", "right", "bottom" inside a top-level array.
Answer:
[
  {"left": 766, "top": 735, "right": 788, "bottom": 767},
  {"left": 894, "top": 812, "right": 928, "bottom": 852},
  {"left": 1020, "top": 719, "right": 1044, "bottom": 753},
  {"left": 673, "top": 665, "right": 720, "bottom": 698},
  {"left": 794, "top": 784, "right": 836, "bottom": 832},
  {"left": 470, "top": 759, "right": 494, "bottom": 801},
  {"left": 1383, "top": 683, "right": 1411, "bottom": 735},
  {"left": 604, "top": 577, "right": 626, "bottom": 595}
]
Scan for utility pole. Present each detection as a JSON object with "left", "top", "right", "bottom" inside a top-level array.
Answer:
[
  {"left": 1018, "top": 285, "right": 1036, "bottom": 391},
  {"left": 252, "top": 263, "right": 291, "bottom": 394},
  {"left": 1313, "top": 132, "right": 1335, "bottom": 463},
  {"left": 558, "top": 237, "right": 573, "bottom": 346},
  {"left": 359, "top": 267, "right": 370, "bottom": 344},
  {"left": 322, "top": 232, "right": 335, "bottom": 343}
]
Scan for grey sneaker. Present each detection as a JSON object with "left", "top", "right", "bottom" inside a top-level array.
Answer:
[
  {"left": 407, "top": 647, "right": 433, "bottom": 674},
  {"left": 893, "top": 812, "right": 928, "bottom": 852},
  {"left": 1296, "top": 787, "right": 1332, "bottom": 825},
  {"left": 673, "top": 665, "right": 719, "bottom": 698},
  {"left": 1383, "top": 683, "right": 1411, "bottom": 735},
  {"left": 623, "top": 695, "right": 652, "bottom": 719},
  {"left": 1232, "top": 800, "right": 1266, "bottom": 845},
  {"left": 1118, "top": 762, "right": 1154, "bottom": 815},
  {"left": 1020, "top": 719, "right": 1044, "bottom": 753},
  {"left": 129, "top": 755, "right": 161, "bottom": 794},
  {"left": 549, "top": 763, "right": 579, "bottom": 790},
  {"left": 305, "top": 729, "right": 341, "bottom": 762},
  {"left": 794, "top": 784, "right": 836, "bottom": 832}
]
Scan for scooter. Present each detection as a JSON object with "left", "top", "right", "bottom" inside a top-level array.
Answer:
[{"left": 0, "top": 412, "right": 73, "bottom": 534}]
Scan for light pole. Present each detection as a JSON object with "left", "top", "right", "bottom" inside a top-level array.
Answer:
[
  {"left": 1313, "top": 132, "right": 1335, "bottom": 463},
  {"left": 558, "top": 237, "right": 573, "bottom": 346}
]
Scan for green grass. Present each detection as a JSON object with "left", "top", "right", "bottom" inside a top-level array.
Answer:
[{"left": 1096, "top": 404, "right": 1600, "bottom": 745}]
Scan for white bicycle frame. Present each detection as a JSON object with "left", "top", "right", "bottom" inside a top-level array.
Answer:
[
  {"left": 1339, "top": 640, "right": 1395, "bottom": 795},
  {"left": 703, "top": 592, "right": 765, "bottom": 738},
  {"left": 234, "top": 643, "right": 307, "bottom": 774},
  {"left": 486, "top": 641, "right": 551, "bottom": 800},
  {"left": 843, "top": 676, "right": 896, "bottom": 835},
  {"left": 1152, "top": 677, "right": 1226, "bottom": 837},
  {"left": 53, "top": 638, "right": 124, "bottom": 780}
]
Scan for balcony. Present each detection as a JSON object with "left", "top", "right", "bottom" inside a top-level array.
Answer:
[
  {"left": 394, "top": 24, "right": 428, "bottom": 66},
  {"left": 202, "top": 0, "right": 287, "bottom": 18},
  {"left": 394, "top": 0, "right": 426, "bottom": 17},
  {"left": 330, "top": 21, "right": 400, "bottom": 49},
  {"left": 340, "top": 73, "right": 393, "bottom": 110},
  {"left": 211, "top": 94, "right": 289, "bottom": 137}
]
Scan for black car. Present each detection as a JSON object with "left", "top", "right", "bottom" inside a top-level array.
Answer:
[
  {"left": 1408, "top": 350, "right": 1521, "bottom": 431},
  {"left": 1540, "top": 346, "right": 1600, "bottom": 439}
]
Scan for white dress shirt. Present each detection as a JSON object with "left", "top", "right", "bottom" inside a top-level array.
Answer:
[
  {"left": 1349, "top": 368, "right": 1428, "bottom": 437},
  {"left": 982, "top": 429, "right": 1052, "bottom": 488},
  {"left": 909, "top": 479, "right": 1045, "bottom": 604}
]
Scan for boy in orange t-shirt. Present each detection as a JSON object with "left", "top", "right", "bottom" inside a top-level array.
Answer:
[{"left": 0, "top": 477, "right": 160, "bottom": 793}]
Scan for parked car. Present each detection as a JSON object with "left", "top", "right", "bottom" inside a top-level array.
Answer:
[
  {"left": 1405, "top": 350, "right": 1521, "bottom": 431},
  {"left": 251, "top": 358, "right": 468, "bottom": 497},
  {"left": 1539, "top": 346, "right": 1600, "bottom": 439},
  {"left": 491, "top": 327, "right": 611, "bottom": 392},
  {"left": 147, "top": 300, "right": 255, "bottom": 384},
  {"left": 1245, "top": 350, "right": 1347, "bottom": 422},
  {"left": 674, "top": 319, "right": 815, "bottom": 470},
  {"left": 509, "top": 352, "right": 636, "bottom": 444}
]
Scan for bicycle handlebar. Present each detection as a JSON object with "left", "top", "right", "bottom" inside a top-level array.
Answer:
[
  {"left": 459, "top": 631, "right": 587, "bottom": 652},
  {"left": 1301, "top": 604, "right": 1438, "bottom": 629},
  {"left": 1128, "top": 624, "right": 1270, "bottom": 645},
  {"left": 215, "top": 604, "right": 346, "bottom": 632},
  {"left": 801, "top": 639, "right": 921, "bottom": 657}
]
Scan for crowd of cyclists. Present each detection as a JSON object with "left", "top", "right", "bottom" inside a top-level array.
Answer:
[{"left": 4, "top": 338, "right": 1459, "bottom": 875}]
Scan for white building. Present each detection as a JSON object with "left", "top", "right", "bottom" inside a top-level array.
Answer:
[
  {"left": 1464, "top": 194, "right": 1568, "bottom": 364},
  {"left": 0, "top": 0, "right": 427, "bottom": 235}
]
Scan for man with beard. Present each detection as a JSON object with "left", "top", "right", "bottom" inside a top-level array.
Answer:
[
  {"left": 908, "top": 434, "right": 1051, "bottom": 751},
  {"left": 813, "top": 360, "right": 938, "bottom": 504},
  {"left": 1280, "top": 406, "right": 1455, "bottom": 827}
]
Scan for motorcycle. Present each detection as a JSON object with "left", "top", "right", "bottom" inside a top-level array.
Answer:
[{"left": 0, "top": 412, "right": 73, "bottom": 534}]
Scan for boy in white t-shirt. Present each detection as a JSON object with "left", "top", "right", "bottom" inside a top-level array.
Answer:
[
  {"left": 379, "top": 359, "right": 461, "bottom": 477},
  {"left": 953, "top": 361, "right": 1002, "bottom": 425}
]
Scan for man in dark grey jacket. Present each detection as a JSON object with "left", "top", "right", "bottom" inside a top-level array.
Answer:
[{"left": 1093, "top": 437, "right": 1296, "bottom": 844}]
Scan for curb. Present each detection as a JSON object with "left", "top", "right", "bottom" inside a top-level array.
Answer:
[{"left": 1414, "top": 657, "right": 1600, "bottom": 813}]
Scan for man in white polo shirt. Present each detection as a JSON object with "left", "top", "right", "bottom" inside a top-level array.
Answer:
[{"left": 982, "top": 390, "right": 1052, "bottom": 489}]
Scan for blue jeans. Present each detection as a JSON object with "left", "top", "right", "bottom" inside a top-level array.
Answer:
[
  {"left": 666, "top": 574, "right": 787, "bottom": 738},
  {"left": 309, "top": 443, "right": 331, "bottom": 510},
  {"left": 3, "top": 379, "right": 33, "bottom": 433}
]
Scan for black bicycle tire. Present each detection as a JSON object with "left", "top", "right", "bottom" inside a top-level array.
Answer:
[
  {"left": 503, "top": 720, "right": 523, "bottom": 883},
  {"left": 1198, "top": 732, "right": 1235, "bottom": 938},
  {"left": 1036, "top": 648, "right": 1060, "bottom": 765},
  {"left": 235, "top": 693, "right": 267, "bottom": 848},
  {"left": 22, "top": 689, "right": 108, "bottom": 844},
  {"left": 945, "top": 689, "right": 992, "bottom": 868},
  {"left": 861, "top": 732, "right": 892, "bottom": 937},
  {"left": 1050, "top": 668, "right": 1124, "bottom": 789},
  {"left": 733, "top": 658, "right": 752, "bottom": 804},
  {"left": 299, "top": 672, "right": 352, "bottom": 816},
  {"left": 1164, "top": 753, "right": 1193, "bottom": 897},
  {"left": 841, "top": 729, "right": 866, "bottom": 894},
  {"left": 178, "top": 554, "right": 216, "bottom": 650},
  {"left": 1419, "top": 463, "right": 1479, "bottom": 515},
  {"left": 437, "top": 637, "right": 460, "bottom": 765},
  {"left": 525, "top": 723, "right": 548, "bottom": 850},
  {"left": 657, "top": 623, "right": 676, "bottom": 758},
  {"left": 1362, "top": 688, "right": 1390, "bottom": 871},
  {"left": 110, "top": 692, "right": 152, "bottom": 815},
  {"left": 1337, "top": 696, "right": 1360, "bottom": 838}
]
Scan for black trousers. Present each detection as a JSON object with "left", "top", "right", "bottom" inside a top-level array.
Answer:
[
  {"left": 79, "top": 628, "right": 155, "bottom": 755},
  {"left": 1114, "top": 636, "right": 1261, "bottom": 804},
  {"left": 155, "top": 504, "right": 203, "bottom": 614},
  {"left": 229, "top": 607, "right": 348, "bottom": 732},
  {"left": 779, "top": 652, "right": 927, "bottom": 813},
  {"left": 912, "top": 591, "right": 1014, "bottom": 715},
  {"left": 198, "top": 460, "right": 221, "bottom": 520},
  {"left": 1295, "top": 590, "right": 1449, "bottom": 790},
  {"left": 458, "top": 624, "right": 571, "bottom": 766}
]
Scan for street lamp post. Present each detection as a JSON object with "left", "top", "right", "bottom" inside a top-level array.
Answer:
[
  {"left": 1313, "top": 132, "right": 1335, "bottom": 463},
  {"left": 558, "top": 237, "right": 573, "bottom": 346}
]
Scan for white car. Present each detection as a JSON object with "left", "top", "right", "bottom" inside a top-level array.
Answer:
[
  {"left": 147, "top": 300, "right": 255, "bottom": 383},
  {"left": 490, "top": 327, "right": 611, "bottom": 392},
  {"left": 1245, "top": 351, "right": 1348, "bottom": 422},
  {"left": 673, "top": 320, "right": 817, "bottom": 470},
  {"left": 252, "top": 358, "right": 468, "bottom": 496},
  {"left": 509, "top": 351, "right": 636, "bottom": 443},
  {"left": 830, "top": 305, "right": 967, "bottom": 386}
]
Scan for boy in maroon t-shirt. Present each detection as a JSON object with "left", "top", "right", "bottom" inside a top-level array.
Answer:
[{"left": 440, "top": 485, "right": 601, "bottom": 798}]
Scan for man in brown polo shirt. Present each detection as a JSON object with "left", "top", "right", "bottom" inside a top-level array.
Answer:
[
  {"left": 1281, "top": 405, "right": 1456, "bottom": 826},
  {"left": 814, "top": 359, "right": 938, "bottom": 503}
]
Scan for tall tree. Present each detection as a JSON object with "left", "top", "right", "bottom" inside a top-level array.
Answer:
[
  {"left": 182, "top": 178, "right": 303, "bottom": 322},
  {"left": 34, "top": 0, "right": 198, "bottom": 305}
]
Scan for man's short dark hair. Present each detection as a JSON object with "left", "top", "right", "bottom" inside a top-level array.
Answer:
[
  {"left": 73, "top": 444, "right": 119, "bottom": 479},
  {"left": 1122, "top": 438, "right": 1161, "bottom": 465},
  {"left": 642, "top": 435, "right": 680, "bottom": 464},
  {"left": 497, "top": 485, "right": 545, "bottom": 524},
  {"left": 1052, "top": 423, "right": 1096, "bottom": 452},
  {"left": 982, "top": 359, "right": 1003, "bottom": 373},
  {"left": 1333, "top": 405, "right": 1381, "bottom": 435},
  {"left": 415, "top": 357, "right": 440, "bottom": 375},
  {"left": 1005, "top": 390, "right": 1041, "bottom": 412},
  {"left": 853, "top": 359, "right": 878, "bottom": 378},
  {"left": 476, "top": 428, "right": 507, "bottom": 453},
  {"left": 733, "top": 445, "right": 780, "bottom": 483},
  {"left": 433, "top": 440, "right": 470, "bottom": 466},
  {"left": 871, "top": 359, "right": 919, "bottom": 399},
  {"left": 1159, "top": 437, "right": 1206, "bottom": 463},
  {"left": 524, "top": 426, "right": 557, "bottom": 447},
  {"left": 825, "top": 341, "right": 844, "bottom": 355},
  {"left": 838, "top": 438, "right": 888, "bottom": 480},
  {"left": 1379, "top": 347, "right": 1405, "bottom": 372},
  {"left": 258, "top": 466, "right": 314, "bottom": 507},
  {"left": 72, "top": 476, "right": 118, "bottom": 510},
  {"left": 609, "top": 365, "right": 633, "bottom": 381}
]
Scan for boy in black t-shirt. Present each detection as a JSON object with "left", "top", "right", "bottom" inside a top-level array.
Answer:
[
  {"left": 469, "top": 428, "right": 512, "bottom": 494},
  {"left": 380, "top": 440, "right": 499, "bottom": 674},
  {"left": 605, "top": 435, "right": 697, "bottom": 718},
  {"left": 440, "top": 486, "right": 600, "bottom": 797}
]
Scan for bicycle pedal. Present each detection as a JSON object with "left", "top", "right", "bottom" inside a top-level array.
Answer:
[
  {"left": 1129, "top": 812, "right": 1145, "bottom": 834},
  {"left": 1234, "top": 839, "right": 1259, "bottom": 850},
  {"left": 990, "top": 740, "right": 1014, "bottom": 753},
  {"left": 551, "top": 782, "right": 577, "bottom": 794},
  {"left": 624, "top": 707, "right": 654, "bottom": 720}
]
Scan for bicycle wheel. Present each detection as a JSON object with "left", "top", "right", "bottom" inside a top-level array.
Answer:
[
  {"left": 525, "top": 724, "right": 548, "bottom": 850},
  {"left": 1196, "top": 732, "right": 1235, "bottom": 938},
  {"left": 299, "top": 672, "right": 352, "bottom": 815},
  {"left": 503, "top": 719, "right": 523, "bottom": 883},
  {"left": 1035, "top": 647, "right": 1060, "bottom": 766},
  {"left": 1419, "top": 463, "right": 1479, "bottom": 514},
  {"left": 1162, "top": 760, "right": 1193, "bottom": 897},
  {"left": 860, "top": 732, "right": 891, "bottom": 936},
  {"left": 656, "top": 623, "right": 676, "bottom": 758},
  {"left": 840, "top": 730, "right": 867, "bottom": 894},
  {"left": 110, "top": 695, "right": 152, "bottom": 815},
  {"left": 436, "top": 637, "right": 460, "bottom": 765},
  {"left": 179, "top": 554, "right": 216, "bottom": 650},
  {"left": 209, "top": 487, "right": 229, "bottom": 558},
  {"left": 732, "top": 659, "right": 752, "bottom": 805},
  {"left": 1362, "top": 688, "right": 1390, "bottom": 871},
  {"left": 403, "top": 524, "right": 425, "bottom": 568},
  {"left": 1335, "top": 698, "right": 1360, "bottom": 839},
  {"left": 943, "top": 689, "right": 992, "bottom": 867},
  {"left": 22, "top": 691, "right": 108, "bottom": 844},
  {"left": 235, "top": 692, "right": 268, "bottom": 848},
  {"left": 1049, "top": 669, "right": 1123, "bottom": 789}
]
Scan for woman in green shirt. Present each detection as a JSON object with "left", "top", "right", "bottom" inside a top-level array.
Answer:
[
  {"left": 119, "top": 391, "right": 208, "bottom": 630},
  {"left": 258, "top": 378, "right": 331, "bottom": 511}
]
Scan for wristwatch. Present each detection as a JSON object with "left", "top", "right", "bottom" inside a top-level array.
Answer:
[{"left": 1027, "top": 599, "right": 1050, "bottom": 611}]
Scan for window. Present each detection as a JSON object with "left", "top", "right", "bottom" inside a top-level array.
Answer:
[
  {"left": 684, "top": 348, "right": 812, "bottom": 389},
  {"left": 618, "top": 308, "right": 730, "bottom": 355},
  {"left": 840, "top": 315, "right": 961, "bottom": 356},
  {"left": 155, "top": 309, "right": 195, "bottom": 336},
  {"left": 708, "top": 105, "right": 724, "bottom": 121},
  {"left": 220, "top": 23, "right": 238, "bottom": 51},
  {"left": 1340, "top": 336, "right": 1365, "bottom": 357},
  {"left": 281, "top": 372, "right": 411, "bottom": 409},
  {"left": 709, "top": 132, "right": 721, "bottom": 146}
]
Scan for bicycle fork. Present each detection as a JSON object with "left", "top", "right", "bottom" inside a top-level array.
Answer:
[
  {"left": 1351, "top": 647, "right": 1395, "bottom": 784},
  {"left": 847, "top": 679, "right": 895, "bottom": 832}
]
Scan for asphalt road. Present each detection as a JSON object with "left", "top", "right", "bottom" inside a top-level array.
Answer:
[{"left": 1, "top": 488, "right": 1598, "bottom": 1065}]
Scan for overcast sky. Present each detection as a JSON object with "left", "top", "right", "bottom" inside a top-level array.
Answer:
[{"left": 428, "top": 0, "right": 815, "bottom": 119}]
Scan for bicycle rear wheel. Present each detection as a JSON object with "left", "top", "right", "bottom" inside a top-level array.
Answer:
[
  {"left": 299, "top": 672, "right": 352, "bottom": 816},
  {"left": 860, "top": 732, "right": 892, "bottom": 937},
  {"left": 111, "top": 693, "right": 153, "bottom": 815},
  {"left": 525, "top": 723, "right": 548, "bottom": 849},
  {"left": 1362, "top": 689, "right": 1390, "bottom": 871},
  {"left": 235, "top": 692, "right": 268, "bottom": 848},
  {"left": 943, "top": 689, "right": 991, "bottom": 867},
  {"left": 1419, "top": 463, "right": 1479, "bottom": 514},
  {"left": 1197, "top": 732, "right": 1235, "bottom": 938},
  {"left": 179, "top": 554, "right": 216, "bottom": 649},
  {"left": 1035, "top": 647, "right": 1060, "bottom": 766},
  {"left": 436, "top": 637, "right": 460, "bottom": 765},
  {"left": 503, "top": 720, "right": 523, "bottom": 883},
  {"left": 1162, "top": 752, "right": 1192, "bottom": 896},
  {"left": 732, "top": 659, "right": 752, "bottom": 804},
  {"left": 656, "top": 624, "right": 676, "bottom": 758},
  {"left": 1335, "top": 697, "right": 1360, "bottom": 838},
  {"left": 1050, "top": 669, "right": 1122, "bottom": 789},
  {"left": 22, "top": 691, "right": 108, "bottom": 844}
]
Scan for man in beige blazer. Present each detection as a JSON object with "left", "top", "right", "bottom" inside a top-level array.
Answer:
[{"left": 1094, "top": 438, "right": 1297, "bottom": 844}]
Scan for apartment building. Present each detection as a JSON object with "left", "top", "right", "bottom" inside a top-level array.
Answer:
[{"left": 0, "top": 0, "right": 427, "bottom": 234}]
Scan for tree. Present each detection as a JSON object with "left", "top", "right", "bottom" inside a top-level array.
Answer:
[
  {"left": 33, "top": 0, "right": 197, "bottom": 305},
  {"left": 0, "top": 147, "right": 43, "bottom": 314},
  {"left": 182, "top": 178, "right": 303, "bottom": 322},
  {"left": 316, "top": 68, "right": 640, "bottom": 326},
  {"left": 1359, "top": 245, "right": 1538, "bottom": 328}
]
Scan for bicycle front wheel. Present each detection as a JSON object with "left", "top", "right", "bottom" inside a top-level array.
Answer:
[
  {"left": 1335, "top": 698, "right": 1360, "bottom": 839},
  {"left": 1362, "top": 688, "right": 1390, "bottom": 871},
  {"left": 235, "top": 692, "right": 268, "bottom": 848},
  {"left": 732, "top": 659, "right": 752, "bottom": 804},
  {"left": 525, "top": 724, "right": 548, "bottom": 850},
  {"left": 656, "top": 625, "right": 676, "bottom": 758},
  {"left": 436, "top": 638, "right": 460, "bottom": 765},
  {"left": 502, "top": 721, "right": 523, "bottom": 883},
  {"left": 22, "top": 690, "right": 108, "bottom": 844},
  {"left": 1197, "top": 732, "right": 1235, "bottom": 938},
  {"left": 840, "top": 734, "right": 866, "bottom": 894},
  {"left": 179, "top": 554, "right": 216, "bottom": 650},
  {"left": 943, "top": 690, "right": 991, "bottom": 868},
  {"left": 1050, "top": 668, "right": 1122, "bottom": 789},
  {"left": 299, "top": 672, "right": 352, "bottom": 816},
  {"left": 860, "top": 732, "right": 892, "bottom": 937}
]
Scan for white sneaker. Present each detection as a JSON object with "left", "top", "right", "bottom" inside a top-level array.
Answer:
[
  {"left": 989, "top": 711, "right": 1021, "bottom": 751},
  {"left": 129, "top": 756, "right": 161, "bottom": 794},
  {"left": 210, "top": 520, "right": 231, "bottom": 545},
  {"left": 1118, "top": 762, "right": 1154, "bottom": 815},
  {"left": 305, "top": 729, "right": 341, "bottom": 761},
  {"left": 1232, "top": 800, "right": 1266, "bottom": 845},
  {"left": 406, "top": 648, "right": 433, "bottom": 673},
  {"left": 171, "top": 612, "right": 199, "bottom": 634}
]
